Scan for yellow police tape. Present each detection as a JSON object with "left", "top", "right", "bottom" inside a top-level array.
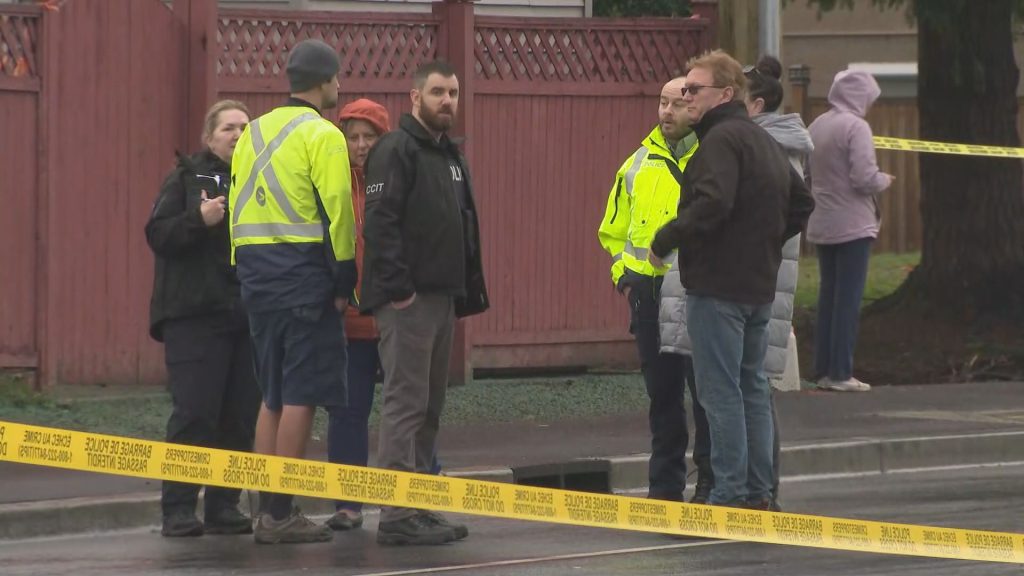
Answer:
[
  {"left": 874, "top": 136, "right": 1024, "bottom": 158},
  {"left": 1, "top": 420, "right": 1022, "bottom": 564}
]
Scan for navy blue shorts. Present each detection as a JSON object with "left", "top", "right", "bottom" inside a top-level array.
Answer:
[{"left": 248, "top": 304, "right": 348, "bottom": 411}]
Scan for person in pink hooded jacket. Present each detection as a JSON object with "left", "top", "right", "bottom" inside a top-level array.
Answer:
[{"left": 807, "top": 69, "right": 894, "bottom": 392}]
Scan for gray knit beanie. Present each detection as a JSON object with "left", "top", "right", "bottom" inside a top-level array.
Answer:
[{"left": 286, "top": 39, "right": 340, "bottom": 92}]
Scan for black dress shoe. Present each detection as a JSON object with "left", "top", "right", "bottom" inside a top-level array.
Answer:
[
  {"left": 420, "top": 511, "right": 468, "bottom": 540},
  {"left": 204, "top": 506, "right": 253, "bottom": 535},
  {"left": 377, "top": 514, "right": 456, "bottom": 546},
  {"left": 162, "top": 510, "right": 204, "bottom": 537}
]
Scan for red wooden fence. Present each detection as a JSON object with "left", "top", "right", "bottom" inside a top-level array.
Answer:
[
  {"left": 0, "top": 6, "right": 40, "bottom": 371},
  {"left": 0, "top": 0, "right": 715, "bottom": 386},
  {"left": 214, "top": 8, "right": 715, "bottom": 373},
  {"left": 1, "top": 0, "right": 183, "bottom": 386},
  {"left": 469, "top": 16, "right": 711, "bottom": 370}
]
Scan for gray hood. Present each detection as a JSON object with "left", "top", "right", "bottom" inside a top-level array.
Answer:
[
  {"left": 827, "top": 69, "right": 881, "bottom": 118},
  {"left": 753, "top": 112, "right": 814, "bottom": 156}
]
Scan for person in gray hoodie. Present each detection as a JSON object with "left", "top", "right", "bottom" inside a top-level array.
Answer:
[
  {"left": 807, "top": 70, "right": 894, "bottom": 393},
  {"left": 657, "top": 56, "right": 810, "bottom": 509}
]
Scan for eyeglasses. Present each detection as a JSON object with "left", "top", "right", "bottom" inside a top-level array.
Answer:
[{"left": 682, "top": 84, "right": 727, "bottom": 96}]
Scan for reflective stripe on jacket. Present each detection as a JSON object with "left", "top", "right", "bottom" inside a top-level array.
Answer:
[
  {"left": 229, "top": 102, "right": 357, "bottom": 311},
  {"left": 597, "top": 125, "right": 698, "bottom": 285}
]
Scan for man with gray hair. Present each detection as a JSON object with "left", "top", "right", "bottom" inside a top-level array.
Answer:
[{"left": 229, "top": 38, "right": 355, "bottom": 544}]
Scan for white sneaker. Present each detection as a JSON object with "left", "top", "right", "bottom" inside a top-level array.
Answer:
[{"left": 821, "top": 377, "right": 871, "bottom": 392}]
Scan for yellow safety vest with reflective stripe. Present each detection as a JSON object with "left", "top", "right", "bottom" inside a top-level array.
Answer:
[
  {"left": 229, "top": 106, "right": 355, "bottom": 266},
  {"left": 598, "top": 126, "right": 698, "bottom": 285}
]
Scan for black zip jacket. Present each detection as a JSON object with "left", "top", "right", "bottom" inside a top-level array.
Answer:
[
  {"left": 146, "top": 150, "right": 241, "bottom": 341},
  {"left": 650, "top": 101, "right": 815, "bottom": 305},
  {"left": 359, "top": 113, "right": 489, "bottom": 318}
]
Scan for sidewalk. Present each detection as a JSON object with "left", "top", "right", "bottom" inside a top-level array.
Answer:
[{"left": 1, "top": 380, "right": 1023, "bottom": 538}]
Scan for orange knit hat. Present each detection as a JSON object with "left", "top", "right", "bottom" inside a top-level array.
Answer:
[{"left": 338, "top": 98, "right": 390, "bottom": 135}]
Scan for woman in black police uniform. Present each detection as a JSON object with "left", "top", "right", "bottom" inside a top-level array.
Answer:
[{"left": 146, "top": 100, "right": 261, "bottom": 537}]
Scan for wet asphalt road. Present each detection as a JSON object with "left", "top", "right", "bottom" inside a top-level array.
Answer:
[{"left": 1, "top": 464, "right": 1022, "bottom": 576}]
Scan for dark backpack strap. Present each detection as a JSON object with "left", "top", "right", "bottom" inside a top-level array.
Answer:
[{"left": 649, "top": 154, "right": 686, "bottom": 188}]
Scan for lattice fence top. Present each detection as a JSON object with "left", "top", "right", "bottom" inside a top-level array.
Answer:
[
  {"left": 475, "top": 19, "right": 709, "bottom": 84},
  {"left": 0, "top": 10, "right": 40, "bottom": 80},
  {"left": 219, "top": 12, "right": 440, "bottom": 82}
]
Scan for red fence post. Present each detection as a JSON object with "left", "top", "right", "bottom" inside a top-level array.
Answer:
[
  {"left": 433, "top": 0, "right": 475, "bottom": 148},
  {"left": 690, "top": 0, "right": 719, "bottom": 49},
  {"left": 36, "top": 4, "right": 56, "bottom": 389},
  {"left": 433, "top": 0, "right": 476, "bottom": 385},
  {"left": 174, "top": 0, "right": 217, "bottom": 151}
]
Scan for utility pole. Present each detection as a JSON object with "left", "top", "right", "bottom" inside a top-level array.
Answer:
[
  {"left": 759, "top": 0, "right": 781, "bottom": 58},
  {"left": 718, "top": 0, "right": 760, "bottom": 64}
]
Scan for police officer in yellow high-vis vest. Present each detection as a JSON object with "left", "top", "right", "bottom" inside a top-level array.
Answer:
[
  {"left": 229, "top": 39, "right": 355, "bottom": 545},
  {"left": 597, "top": 76, "right": 710, "bottom": 504}
]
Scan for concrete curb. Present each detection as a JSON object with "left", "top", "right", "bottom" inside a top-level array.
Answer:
[
  {"left": 603, "top": 431, "right": 1024, "bottom": 491},
  {"left": 0, "top": 493, "right": 162, "bottom": 540},
  {"left": 3, "top": 431, "right": 1023, "bottom": 540},
  {"left": 0, "top": 467, "right": 514, "bottom": 541}
]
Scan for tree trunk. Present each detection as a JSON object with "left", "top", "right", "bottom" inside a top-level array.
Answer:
[{"left": 905, "top": 0, "right": 1024, "bottom": 318}]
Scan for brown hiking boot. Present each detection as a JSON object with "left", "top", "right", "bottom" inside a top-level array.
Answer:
[{"left": 253, "top": 509, "right": 332, "bottom": 544}]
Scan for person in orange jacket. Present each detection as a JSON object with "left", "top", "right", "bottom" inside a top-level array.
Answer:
[{"left": 325, "top": 98, "right": 391, "bottom": 530}]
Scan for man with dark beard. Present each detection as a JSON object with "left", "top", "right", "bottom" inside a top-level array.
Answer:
[{"left": 360, "top": 60, "right": 489, "bottom": 546}]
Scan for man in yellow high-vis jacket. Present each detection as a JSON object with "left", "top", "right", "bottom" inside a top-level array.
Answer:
[
  {"left": 229, "top": 39, "right": 355, "bottom": 545},
  {"left": 597, "top": 76, "right": 710, "bottom": 504}
]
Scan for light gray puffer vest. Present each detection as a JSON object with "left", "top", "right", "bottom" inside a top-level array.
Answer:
[{"left": 657, "top": 236, "right": 799, "bottom": 378}]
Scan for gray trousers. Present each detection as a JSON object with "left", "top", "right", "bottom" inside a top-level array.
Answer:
[{"left": 375, "top": 293, "right": 455, "bottom": 522}]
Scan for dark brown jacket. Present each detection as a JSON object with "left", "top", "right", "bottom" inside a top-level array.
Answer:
[{"left": 650, "top": 101, "right": 814, "bottom": 306}]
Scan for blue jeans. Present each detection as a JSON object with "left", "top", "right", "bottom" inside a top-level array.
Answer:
[
  {"left": 327, "top": 339, "right": 380, "bottom": 512},
  {"left": 814, "top": 238, "right": 872, "bottom": 382},
  {"left": 686, "top": 294, "right": 774, "bottom": 505}
]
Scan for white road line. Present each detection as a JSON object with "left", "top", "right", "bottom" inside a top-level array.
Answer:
[
  {"left": 352, "top": 540, "right": 736, "bottom": 576},
  {"left": 783, "top": 460, "right": 1024, "bottom": 483},
  {"left": 888, "top": 460, "right": 1024, "bottom": 475}
]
